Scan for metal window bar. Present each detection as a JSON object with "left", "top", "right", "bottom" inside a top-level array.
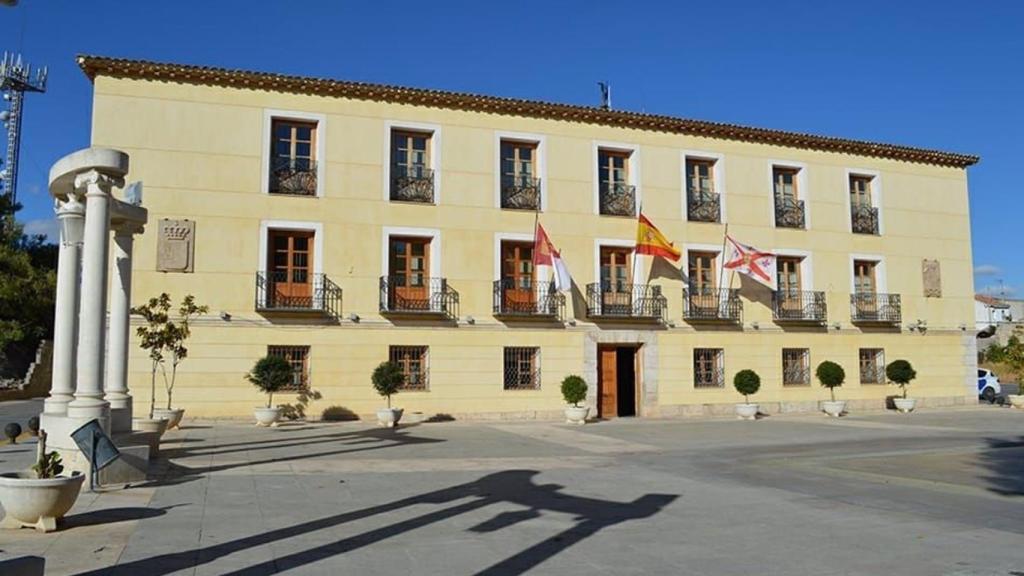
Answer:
[
  {"left": 599, "top": 182, "right": 636, "bottom": 216},
  {"left": 782, "top": 349, "right": 810, "bottom": 386},
  {"left": 859, "top": 349, "right": 886, "bottom": 384},
  {"left": 772, "top": 290, "right": 827, "bottom": 322},
  {"left": 694, "top": 349, "right": 725, "bottom": 389},
  {"left": 255, "top": 272, "right": 342, "bottom": 318},
  {"left": 503, "top": 347, "right": 540, "bottom": 390},
  {"left": 585, "top": 283, "right": 667, "bottom": 320},
  {"left": 390, "top": 163, "right": 435, "bottom": 203},
  {"left": 389, "top": 346, "right": 429, "bottom": 391},
  {"left": 379, "top": 276, "right": 460, "bottom": 319},
  {"left": 686, "top": 190, "right": 721, "bottom": 223},
  {"left": 268, "top": 157, "right": 317, "bottom": 196},
  {"left": 500, "top": 174, "right": 542, "bottom": 210},
  {"left": 267, "top": 345, "right": 310, "bottom": 391},
  {"left": 682, "top": 287, "right": 742, "bottom": 322},
  {"left": 774, "top": 196, "right": 805, "bottom": 229},
  {"left": 492, "top": 279, "right": 564, "bottom": 320},
  {"left": 850, "top": 292, "right": 902, "bottom": 323},
  {"left": 851, "top": 205, "right": 879, "bottom": 235}
]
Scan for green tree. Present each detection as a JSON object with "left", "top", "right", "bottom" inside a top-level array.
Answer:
[
  {"left": 560, "top": 375, "right": 587, "bottom": 407},
  {"left": 993, "top": 328, "right": 1024, "bottom": 384},
  {"left": 372, "top": 362, "right": 404, "bottom": 408},
  {"left": 132, "top": 293, "right": 208, "bottom": 417},
  {"left": 733, "top": 369, "right": 761, "bottom": 403},
  {"left": 816, "top": 361, "right": 846, "bottom": 402},
  {"left": 246, "top": 355, "right": 294, "bottom": 408},
  {"left": 885, "top": 359, "right": 917, "bottom": 399}
]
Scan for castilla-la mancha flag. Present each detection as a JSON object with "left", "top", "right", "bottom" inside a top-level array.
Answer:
[
  {"left": 635, "top": 212, "right": 681, "bottom": 261},
  {"left": 723, "top": 236, "right": 776, "bottom": 290},
  {"left": 534, "top": 223, "right": 572, "bottom": 291}
]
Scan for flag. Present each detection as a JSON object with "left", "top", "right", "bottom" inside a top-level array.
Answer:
[
  {"left": 635, "top": 213, "right": 681, "bottom": 261},
  {"left": 534, "top": 223, "right": 572, "bottom": 291},
  {"left": 723, "top": 236, "right": 776, "bottom": 290}
]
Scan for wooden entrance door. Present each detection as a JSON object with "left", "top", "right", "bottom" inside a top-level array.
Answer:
[
  {"left": 600, "top": 247, "right": 632, "bottom": 314},
  {"left": 501, "top": 241, "right": 535, "bottom": 312},
  {"left": 268, "top": 230, "right": 313, "bottom": 307},
  {"left": 853, "top": 260, "right": 877, "bottom": 315},
  {"left": 389, "top": 237, "right": 430, "bottom": 310},
  {"left": 688, "top": 251, "right": 717, "bottom": 312},
  {"left": 777, "top": 256, "right": 802, "bottom": 313},
  {"left": 598, "top": 346, "right": 618, "bottom": 418}
]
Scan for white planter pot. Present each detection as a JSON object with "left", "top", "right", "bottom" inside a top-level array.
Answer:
[
  {"left": 254, "top": 407, "right": 281, "bottom": 427},
  {"left": 1008, "top": 394, "right": 1024, "bottom": 409},
  {"left": 822, "top": 400, "right": 847, "bottom": 417},
  {"left": 893, "top": 397, "right": 916, "bottom": 413},
  {"left": 564, "top": 406, "right": 590, "bottom": 425},
  {"left": 133, "top": 417, "right": 169, "bottom": 437},
  {"left": 376, "top": 408, "right": 404, "bottom": 428},
  {"left": 735, "top": 403, "right": 759, "bottom": 420},
  {"left": 152, "top": 408, "right": 185, "bottom": 430},
  {"left": 0, "top": 472, "right": 85, "bottom": 532}
]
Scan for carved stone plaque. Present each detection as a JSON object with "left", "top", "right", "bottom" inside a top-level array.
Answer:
[
  {"left": 922, "top": 259, "right": 941, "bottom": 297},
  {"left": 157, "top": 219, "right": 195, "bottom": 273}
]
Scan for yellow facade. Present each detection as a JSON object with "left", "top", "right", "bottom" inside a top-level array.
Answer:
[{"left": 85, "top": 58, "right": 978, "bottom": 420}]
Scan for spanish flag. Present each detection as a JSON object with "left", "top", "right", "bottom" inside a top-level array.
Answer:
[{"left": 635, "top": 212, "right": 681, "bottom": 261}]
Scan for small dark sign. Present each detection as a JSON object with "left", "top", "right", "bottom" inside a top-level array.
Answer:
[{"left": 70, "top": 419, "right": 121, "bottom": 472}]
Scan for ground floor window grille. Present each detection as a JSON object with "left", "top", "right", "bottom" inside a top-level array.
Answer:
[
  {"left": 859, "top": 348, "right": 885, "bottom": 384},
  {"left": 389, "top": 345, "right": 429, "bottom": 391},
  {"left": 694, "top": 348, "right": 724, "bottom": 388},
  {"left": 267, "top": 345, "right": 310, "bottom": 391},
  {"left": 503, "top": 347, "right": 540, "bottom": 390},
  {"left": 782, "top": 348, "right": 810, "bottom": 386}
]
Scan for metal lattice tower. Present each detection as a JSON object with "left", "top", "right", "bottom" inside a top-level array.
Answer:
[{"left": 0, "top": 52, "right": 47, "bottom": 206}]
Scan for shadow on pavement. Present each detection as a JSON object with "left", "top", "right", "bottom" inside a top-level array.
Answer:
[
  {"left": 981, "top": 436, "right": 1024, "bottom": 496},
  {"left": 0, "top": 555, "right": 44, "bottom": 576}
]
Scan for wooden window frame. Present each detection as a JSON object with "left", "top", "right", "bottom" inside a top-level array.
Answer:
[
  {"left": 849, "top": 175, "right": 873, "bottom": 209},
  {"left": 777, "top": 256, "right": 803, "bottom": 295},
  {"left": 685, "top": 158, "right": 716, "bottom": 196},
  {"left": 773, "top": 166, "right": 800, "bottom": 202},
  {"left": 391, "top": 129, "right": 432, "bottom": 170},
  {"left": 267, "top": 345, "right": 310, "bottom": 391},
  {"left": 503, "top": 347, "right": 540, "bottom": 391},
  {"left": 688, "top": 251, "right": 718, "bottom": 292},
  {"left": 853, "top": 260, "right": 877, "bottom": 294},
  {"left": 389, "top": 345, "right": 429, "bottom": 391},
  {"left": 600, "top": 246, "right": 633, "bottom": 292},
  {"left": 859, "top": 348, "right": 885, "bottom": 385},
  {"left": 598, "top": 148, "right": 631, "bottom": 187},
  {"left": 271, "top": 119, "right": 317, "bottom": 166},
  {"left": 500, "top": 140, "right": 537, "bottom": 181}
]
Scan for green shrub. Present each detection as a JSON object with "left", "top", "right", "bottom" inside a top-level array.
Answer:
[
  {"left": 245, "top": 355, "right": 295, "bottom": 408},
  {"left": 816, "top": 361, "right": 845, "bottom": 402},
  {"left": 372, "top": 362, "right": 405, "bottom": 408},
  {"left": 733, "top": 369, "right": 761, "bottom": 403},
  {"left": 33, "top": 451, "right": 64, "bottom": 479},
  {"left": 321, "top": 406, "right": 359, "bottom": 421},
  {"left": 560, "top": 375, "right": 587, "bottom": 407},
  {"left": 885, "top": 359, "right": 917, "bottom": 398}
]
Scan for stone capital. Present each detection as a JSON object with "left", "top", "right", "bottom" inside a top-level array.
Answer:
[
  {"left": 74, "top": 169, "right": 125, "bottom": 195},
  {"left": 113, "top": 221, "right": 145, "bottom": 237}
]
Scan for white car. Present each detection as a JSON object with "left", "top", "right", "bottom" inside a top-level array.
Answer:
[{"left": 978, "top": 369, "right": 1002, "bottom": 403}]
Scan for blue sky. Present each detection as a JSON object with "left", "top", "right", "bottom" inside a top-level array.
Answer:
[{"left": 1, "top": 0, "right": 1019, "bottom": 295}]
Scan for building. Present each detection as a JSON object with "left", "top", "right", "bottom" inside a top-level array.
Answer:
[
  {"left": 79, "top": 55, "right": 980, "bottom": 420},
  {"left": 975, "top": 294, "right": 1011, "bottom": 333}
]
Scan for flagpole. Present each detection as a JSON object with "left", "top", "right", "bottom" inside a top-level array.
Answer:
[
  {"left": 717, "top": 223, "right": 729, "bottom": 292},
  {"left": 634, "top": 203, "right": 645, "bottom": 289}
]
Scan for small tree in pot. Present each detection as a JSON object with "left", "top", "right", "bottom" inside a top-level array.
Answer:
[
  {"left": 733, "top": 369, "right": 761, "bottom": 420},
  {"left": 816, "top": 360, "right": 846, "bottom": 417},
  {"left": 561, "top": 375, "right": 589, "bottom": 424},
  {"left": 372, "top": 361, "right": 405, "bottom": 427},
  {"left": 886, "top": 359, "right": 918, "bottom": 413},
  {"left": 246, "top": 355, "right": 294, "bottom": 427}
]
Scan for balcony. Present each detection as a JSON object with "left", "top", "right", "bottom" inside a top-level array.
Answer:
[
  {"left": 599, "top": 182, "right": 636, "bottom": 216},
  {"left": 772, "top": 290, "right": 827, "bottom": 323},
  {"left": 379, "top": 276, "right": 459, "bottom": 319},
  {"left": 500, "top": 174, "right": 541, "bottom": 211},
  {"left": 774, "top": 197, "right": 805, "bottom": 229},
  {"left": 268, "top": 158, "right": 317, "bottom": 196},
  {"left": 683, "top": 288, "right": 742, "bottom": 322},
  {"left": 687, "top": 190, "right": 721, "bottom": 223},
  {"left": 850, "top": 292, "right": 901, "bottom": 324},
  {"left": 390, "top": 164, "right": 434, "bottom": 203},
  {"left": 493, "top": 279, "right": 565, "bottom": 321},
  {"left": 255, "top": 272, "right": 341, "bottom": 318},
  {"left": 585, "top": 283, "right": 666, "bottom": 321},
  {"left": 851, "top": 205, "right": 880, "bottom": 235}
]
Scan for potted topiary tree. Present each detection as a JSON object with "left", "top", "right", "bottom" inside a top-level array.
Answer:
[
  {"left": 245, "top": 355, "right": 294, "bottom": 427},
  {"left": 372, "top": 361, "right": 404, "bottom": 427},
  {"left": 561, "top": 375, "right": 589, "bottom": 424},
  {"left": 816, "top": 360, "right": 846, "bottom": 417},
  {"left": 886, "top": 359, "right": 918, "bottom": 413},
  {"left": 733, "top": 369, "right": 761, "bottom": 420},
  {"left": 0, "top": 431, "right": 85, "bottom": 532}
]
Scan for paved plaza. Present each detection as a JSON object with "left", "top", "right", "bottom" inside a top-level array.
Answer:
[{"left": 0, "top": 402, "right": 1022, "bottom": 575}]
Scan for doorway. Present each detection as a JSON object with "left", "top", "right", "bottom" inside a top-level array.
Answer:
[{"left": 598, "top": 345, "right": 639, "bottom": 418}]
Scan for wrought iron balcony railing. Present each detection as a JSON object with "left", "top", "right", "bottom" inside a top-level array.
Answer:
[
  {"left": 599, "top": 182, "right": 636, "bottom": 216},
  {"left": 683, "top": 287, "right": 742, "bottom": 322},
  {"left": 379, "top": 276, "right": 459, "bottom": 319},
  {"left": 774, "top": 197, "right": 805, "bottom": 229},
  {"left": 390, "top": 164, "right": 435, "bottom": 203},
  {"left": 851, "top": 204, "right": 880, "bottom": 235},
  {"left": 268, "top": 157, "right": 317, "bottom": 196},
  {"left": 850, "top": 292, "right": 902, "bottom": 324},
  {"left": 492, "top": 279, "right": 564, "bottom": 320},
  {"left": 686, "top": 190, "right": 721, "bottom": 223},
  {"left": 255, "top": 271, "right": 341, "bottom": 318},
  {"left": 585, "top": 283, "right": 666, "bottom": 320},
  {"left": 500, "top": 174, "right": 541, "bottom": 211},
  {"left": 772, "top": 290, "right": 827, "bottom": 323}
]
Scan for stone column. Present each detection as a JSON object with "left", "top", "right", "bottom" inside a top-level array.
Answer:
[
  {"left": 66, "top": 169, "right": 123, "bottom": 429},
  {"left": 105, "top": 223, "right": 142, "bottom": 433},
  {"left": 43, "top": 193, "right": 85, "bottom": 415}
]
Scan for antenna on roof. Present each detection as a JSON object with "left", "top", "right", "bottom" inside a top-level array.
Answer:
[{"left": 598, "top": 82, "right": 611, "bottom": 110}]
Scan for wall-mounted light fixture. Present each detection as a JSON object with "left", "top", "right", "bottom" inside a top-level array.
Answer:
[
  {"left": 348, "top": 313, "right": 360, "bottom": 323},
  {"left": 465, "top": 316, "right": 475, "bottom": 325},
  {"left": 219, "top": 311, "right": 231, "bottom": 321}
]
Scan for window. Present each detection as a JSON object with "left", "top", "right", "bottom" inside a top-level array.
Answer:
[
  {"left": 688, "top": 251, "right": 717, "bottom": 293},
  {"left": 269, "top": 119, "right": 317, "bottom": 195},
  {"left": 503, "top": 347, "right": 540, "bottom": 390},
  {"left": 389, "top": 346, "right": 429, "bottom": 391},
  {"left": 685, "top": 158, "right": 719, "bottom": 222},
  {"left": 386, "top": 236, "right": 431, "bottom": 310},
  {"left": 782, "top": 348, "right": 810, "bottom": 386},
  {"left": 266, "top": 230, "right": 314, "bottom": 307},
  {"left": 500, "top": 241, "right": 535, "bottom": 311},
  {"left": 777, "top": 256, "right": 802, "bottom": 295},
  {"left": 773, "top": 167, "right": 799, "bottom": 203},
  {"left": 853, "top": 260, "right": 877, "bottom": 294},
  {"left": 694, "top": 348, "right": 724, "bottom": 388},
  {"left": 267, "top": 346, "right": 310, "bottom": 390},
  {"left": 500, "top": 140, "right": 540, "bottom": 210},
  {"left": 598, "top": 148, "right": 635, "bottom": 216},
  {"left": 773, "top": 166, "right": 805, "bottom": 229},
  {"left": 850, "top": 175, "right": 879, "bottom": 234},
  {"left": 859, "top": 349, "right": 885, "bottom": 384},
  {"left": 599, "top": 246, "right": 633, "bottom": 313},
  {"left": 850, "top": 175, "right": 872, "bottom": 209},
  {"left": 390, "top": 130, "right": 434, "bottom": 202}
]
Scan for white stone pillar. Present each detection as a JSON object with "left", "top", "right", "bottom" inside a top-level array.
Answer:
[
  {"left": 66, "top": 169, "right": 123, "bottom": 429},
  {"left": 105, "top": 223, "right": 142, "bottom": 433},
  {"left": 43, "top": 193, "right": 85, "bottom": 415}
]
